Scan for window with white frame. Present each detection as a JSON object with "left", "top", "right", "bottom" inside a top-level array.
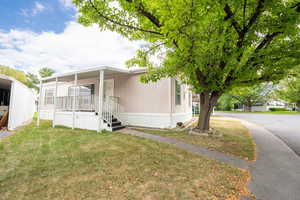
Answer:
[
  {"left": 44, "top": 89, "right": 54, "bottom": 105},
  {"left": 175, "top": 80, "right": 181, "bottom": 105}
]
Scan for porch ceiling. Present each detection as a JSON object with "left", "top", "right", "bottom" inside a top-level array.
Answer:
[{"left": 42, "top": 66, "right": 130, "bottom": 83}]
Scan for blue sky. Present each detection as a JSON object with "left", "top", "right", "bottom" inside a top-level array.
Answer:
[
  {"left": 0, "top": 0, "right": 139, "bottom": 74},
  {"left": 0, "top": 0, "right": 75, "bottom": 33}
]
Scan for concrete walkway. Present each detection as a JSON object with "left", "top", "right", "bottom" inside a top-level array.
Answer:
[
  {"left": 240, "top": 120, "right": 300, "bottom": 200},
  {"left": 0, "top": 131, "right": 13, "bottom": 139},
  {"left": 120, "top": 128, "right": 248, "bottom": 169},
  {"left": 121, "top": 119, "right": 300, "bottom": 200}
]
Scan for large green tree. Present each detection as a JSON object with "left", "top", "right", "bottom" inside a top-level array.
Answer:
[
  {"left": 230, "top": 84, "right": 272, "bottom": 111},
  {"left": 75, "top": 0, "right": 300, "bottom": 131},
  {"left": 0, "top": 65, "right": 28, "bottom": 84},
  {"left": 215, "top": 94, "right": 237, "bottom": 111},
  {"left": 26, "top": 73, "right": 39, "bottom": 91},
  {"left": 276, "top": 69, "right": 300, "bottom": 111},
  {"left": 39, "top": 67, "right": 55, "bottom": 78}
]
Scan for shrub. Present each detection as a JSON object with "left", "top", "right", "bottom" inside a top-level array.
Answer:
[{"left": 269, "top": 108, "right": 288, "bottom": 111}]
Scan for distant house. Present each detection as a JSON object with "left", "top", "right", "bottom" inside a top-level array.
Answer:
[
  {"left": 38, "top": 66, "right": 192, "bottom": 131},
  {"left": 0, "top": 75, "right": 36, "bottom": 130},
  {"left": 234, "top": 99, "right": 290, "bottom": 112},
  {"left": 251, "top": 99, "right": 290, "bottom": 112}
]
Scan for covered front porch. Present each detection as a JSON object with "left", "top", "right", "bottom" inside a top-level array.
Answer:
[{"left": 37, "top": 66, "right": 128, "bottom": 131}]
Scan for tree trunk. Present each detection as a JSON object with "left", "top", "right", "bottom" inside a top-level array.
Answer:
[
  {"left": 196, "top": 91, "right": 221, "bottom": 132},
  {"left": 296, "top": 102, "right": 300, "bottom": 112},
  {"left": 244, "top": 101, "right": 252, "bottom": 112}
]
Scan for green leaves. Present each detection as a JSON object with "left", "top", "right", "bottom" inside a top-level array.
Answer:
[
  {"left": 75, "top": 0, "right": 300, "bottom": 94},
  {"left": 276, "top": 68, "right": 300, "bottom": 108},
  {"left": 39, "top": 67, "right": 55, "bottom": 78}
]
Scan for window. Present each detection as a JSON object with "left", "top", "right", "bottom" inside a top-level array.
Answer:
[
  {"left": 175, "top": 80, "right": 181, "bottom": 105},
  {"left": 68, "top": 84, "right": 95, "bottom": 96},
  {"left": 44, "top": 89, "right": 54, "bottom": 105},
  {"left": 79, "top": 84, "right": 95, "bottom": 96}
]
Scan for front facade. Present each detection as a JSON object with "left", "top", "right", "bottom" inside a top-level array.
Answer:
[{"left": 38, "top": 66, "right": 192, "bottom": 131}]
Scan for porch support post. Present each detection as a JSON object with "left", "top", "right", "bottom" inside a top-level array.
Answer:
[
  {"left": 37, "top": 80, "right": 43, "bottom": 127},
  {"left": 72, "top": 74, "right": 78, "bottom": 130},
  {"left": 53, "top": 77, "right": 58, "bottom": 128},
  {"left": 98, "top": 70, "right": 104, "bottom": 132},
  {"left": 169, "top": 77, "right": 173, "bottom": 128}
]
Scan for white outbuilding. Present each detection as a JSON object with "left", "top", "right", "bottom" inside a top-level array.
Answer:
[{"left": 0, "top": 74, "right": 36, "bottom": 130}]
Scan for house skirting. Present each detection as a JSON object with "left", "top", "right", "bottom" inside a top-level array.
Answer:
[
  {"left": 54, "top": 112, "right": 99, "bottom": 130},
  {"left": 40, "top": 110, "right": 54, "bottom": 120},
  {"left": 119, "top": 112, "right": 192, "bottom": 128},
  {"left": 40, "top": 111, "right": 192, "bottom": 130}
]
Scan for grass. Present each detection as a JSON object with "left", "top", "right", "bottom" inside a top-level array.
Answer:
[
  {"left": 216, "top": 110, "right": 300, "bottom": 114},
  {"left": 0, "top": 121, "right": 250, "bottom": 200},
  {"left": 135, "top": 118, "right": 256, "bottom": 161}
]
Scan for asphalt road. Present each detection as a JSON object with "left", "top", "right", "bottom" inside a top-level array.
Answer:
[{"left": 216, "top": 112, "right": 300, "bottom": 156}]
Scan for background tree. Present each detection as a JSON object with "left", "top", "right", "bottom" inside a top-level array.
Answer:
[
  {"left": 75, "top": 0, "right": 300, "bottom": 131},
  {"left": 26, "top": 73, "right": 39, "bottom": 91},
  {"left": 0, "top": 65, "right": 28, "bottom": 84},
  {"left": 230, "top": 84, "right": 272, "bottom": 112},
  {"left": 215, "top": 94, "right": 237, "bottom": 111},
  {"left": 39, "top": 67, "right": 55, "bottom": 78},
  {"left": 276, "top": 69, "right": 300, "bottom": 111}
]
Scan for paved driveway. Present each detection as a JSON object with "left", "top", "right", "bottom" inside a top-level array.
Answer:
[{"left": 216, "top": 112, "right": 300, "bottom": 156}]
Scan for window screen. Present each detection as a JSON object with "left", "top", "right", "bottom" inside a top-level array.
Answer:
[{"left": 44, "top": 89, "right": 54, "bottom": 105}]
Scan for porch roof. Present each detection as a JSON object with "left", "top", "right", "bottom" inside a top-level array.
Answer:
[{"left": 41, "top": 66, "right": 146, "bottom": 83}]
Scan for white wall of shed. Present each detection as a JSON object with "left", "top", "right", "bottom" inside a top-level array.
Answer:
[{"left": 8, "top": 80, "right": 35, "bottom": 130}]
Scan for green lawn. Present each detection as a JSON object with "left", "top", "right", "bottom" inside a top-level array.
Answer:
[
  {"left": 216, "top": 110, "right": 300, "bottom": 114},
  {"left": 135, "top": 118, "right": 256, "bottom": 161},
  {"left": 0, "top": 121, "right": 250, "bottom": 200}
]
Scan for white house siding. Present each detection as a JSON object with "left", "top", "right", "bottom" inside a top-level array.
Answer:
[
  {"left": 7, "top": 78, "right": 35, "bottom": 130},
  {"left": 251, "top": 105, "right": 268, "bottom": 112}
]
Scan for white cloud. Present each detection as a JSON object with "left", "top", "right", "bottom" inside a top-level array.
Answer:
[
  {"left": 20, "top": 1, "right": 45, "bottom": 17},
  {"left": 59, "top": 0, "right": 75, "bottom": 9},
  {"left": 0, "top": 22, "right": 141, "bottom": 74},
  {"left": 33, "top": 2, "right": 45, "bottom": 15}
]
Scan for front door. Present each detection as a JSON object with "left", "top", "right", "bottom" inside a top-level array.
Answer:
[{"left": 104, "top": 79, "right": 114, "bottom": 100}]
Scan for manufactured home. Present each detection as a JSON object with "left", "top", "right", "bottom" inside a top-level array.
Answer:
[
  {"left": 0, "top": 74, "right": 36, "bottom": 130},
  {"left": 38, "top": 66, "right": 192, "bottom": 131}
]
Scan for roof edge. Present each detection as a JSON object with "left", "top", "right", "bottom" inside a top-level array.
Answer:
[{"left": 41, "top": 66, "right": 147, "bottom": 81}]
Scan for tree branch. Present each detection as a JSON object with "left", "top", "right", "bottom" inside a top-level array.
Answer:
[
  {"left": 124, "top": 0, "right": 162, "bottom": 27},
  {"left": 244, "top": 0, "right": 265, "bottom": 33},
  {"left": 291, "top": 2, "right": 300, "bottom": 12},
  {"left": 224, "top": 4, "right": 242, "bottom": 37},
  {"left": 88, "top": 0, "right": 163, "bottom": 35},
  {"left": 237, "top": 0, "right": 266, "bottom": 47},
  {"left": 255, "top": 31, "right": 282, "bottom": 52}
]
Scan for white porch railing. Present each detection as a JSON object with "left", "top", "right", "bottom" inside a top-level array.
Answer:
[
  {"left": 56, "top": 95, "right": 96, "bottom": 111},
  {"left": 55, "top": 95, "right": 124, "bottom": 126},
  {"left": 102, "top": 96, "right": 123, "bottom": 126}
]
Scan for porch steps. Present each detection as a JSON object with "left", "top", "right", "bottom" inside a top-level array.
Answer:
[
  {"left": 112, "top": 125, "right": 126, "bottom": 131},
  {"left": 104, "top": 116, "right": 125, "bottom": 131}
]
